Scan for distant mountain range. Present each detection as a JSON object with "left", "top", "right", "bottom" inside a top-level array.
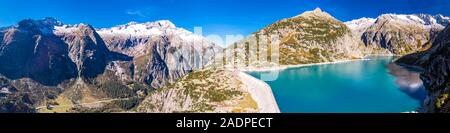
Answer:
[
  {"left": 349, "top": 13, "right": 449, "bottom": 55},
  {"left": 222, "top": 8, "right": 450, "bottom": 69},
  {"left": 0, "top": 17, "right": 220, "bottom": 112},
  {"left": 97, "top": 20, "right": 221, "bottom": 88},
  {"left": 1, "top": 8, "right": 449, "bottom": 113}
]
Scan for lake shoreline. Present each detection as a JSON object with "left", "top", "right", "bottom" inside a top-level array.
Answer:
[
  {"left": 246, "top": 56, "right": 421, "bottom": 113},
  {"left": 240, "top": 59, "right": 370, "bottom": 72},
  {"left": 236, "top": 71, "right": 280, "bottom": 113},
  {"left": 239, "top": 55, "right": 397, "bottom": 72}
]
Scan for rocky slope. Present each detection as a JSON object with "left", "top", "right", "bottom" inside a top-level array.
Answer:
[
  {"left": 347, "top": 14, "right": 450, "bottom": 55},
  {"left": 0, "top": 18, "right": 122, "bottom": 112},
  {"left": 220, "top": 8, "right": 450, "bottom": 70},
  {"left": 396, "top": 25, "right": 450, "bottom": 113},
  {"left": 97, "top": 21, "right": 221, "bottom": 88},
  {"left": 137, "top": 69, "right": 279, "bottom": 113},
  {"left": 1, "top": 76, "right": 38, "bottom": 113},
  {"left": 0, "top": 18, "right": 226, "bottom": 113},
  {"left": 0, "top": 18, "right": 77, "bottom": 86},
  {"left": 219, "top": 9, "right": 450, "bottom": 70},
  {"left": 0, "top": 18, "right": 275, "bottom": 113},
  {"left": 3, "top": 9, "right": 448, "bottom": 113},
  {"left": 345, "top": 17, "right": 376, "bottom": 36},
  {"left": 138, "top": 10, "right": 450, "bottom": 113},
  {"left": 218, "top": 8, "right": 363, "bottom": 70}
]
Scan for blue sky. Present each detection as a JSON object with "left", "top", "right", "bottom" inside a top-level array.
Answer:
[{"left": 1, "top": 0, "right": 450, "bottom": 46}]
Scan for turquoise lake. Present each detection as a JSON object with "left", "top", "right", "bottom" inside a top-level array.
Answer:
[{"left": 248, "top": 56, "right": 423, "bottom": 113}]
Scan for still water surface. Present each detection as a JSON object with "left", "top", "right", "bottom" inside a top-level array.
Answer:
[{"left": 248, "top": 57, "right": 424, "bottom": 113}]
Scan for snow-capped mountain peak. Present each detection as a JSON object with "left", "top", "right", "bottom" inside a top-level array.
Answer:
[
  {"left": 53, "top": 23, "right": 90, "bottom": 35},
  {"left": 15, "top": 17, "right": 64, "bottom": 34},
  {"left": 97, "top": 20, "right": 221, "bottom": 57},
  {"left": 395, "top": 14, "right": 425, "bottom": 24},
  {"left": 98, "top": 20, "right": 215, "bottom": 46},
  {"left": 434, "top": 14, "right": 450, "bottom": 26},
  {"left": 8, "top": 17, "right": 99, "bottom": 36},
  {"left": 97, "top": 20, "right": 178, "bottom": 37},
  {"left": 152, "top": 20, "right": 176, "bottom": 28},
  {"left": 376, "top": 13, "right": 449, "bottom": 27},
  {"left": 346, "top": 13, "right": 450, "bottom": 34},
  {"left": 345, "top": 17, "right": 376, "bottom": 30},
  {"left": 125, "top": 20, "right": 176, "bottom": 29},
  {"left": 40, "top": 17, "right": 63, "bottom": 26}
]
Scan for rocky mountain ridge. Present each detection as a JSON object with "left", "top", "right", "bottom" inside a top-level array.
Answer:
[
  {"left": 218, "top": 8, "right": 363, "bottom": 70},
  {"left": 97, "top": 20, "right": 221, "bottom": 88},
  {"left": 2, "top": 8, "right": 450, "bottom": 113},
  {"left": 0, "top": 18, "right": 223, "bottom": 112},
  {"left": 347, "top": 13, "right": 449, "bottom": 55},
  {"left": 396, "top": 25, "right": 450, "bottom": 113},
  {"left": 220, "top": 8, "right": 450, "bottom": 70}
]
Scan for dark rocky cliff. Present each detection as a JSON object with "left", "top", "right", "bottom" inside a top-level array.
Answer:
[{"left": 396, "top": 25, "right": 450, "bottom": 112}]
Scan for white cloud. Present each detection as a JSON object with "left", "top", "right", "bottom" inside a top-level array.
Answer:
[
  {"left": 126, "top": 10, "right": 146, "bottom": 17},
  {"left": 126, "top": 7, "right": 157, "bottom": 18}
]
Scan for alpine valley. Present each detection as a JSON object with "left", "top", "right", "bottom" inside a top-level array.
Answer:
[{"left": 1, "top": 8, "right": 449, "bottom": 113}]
